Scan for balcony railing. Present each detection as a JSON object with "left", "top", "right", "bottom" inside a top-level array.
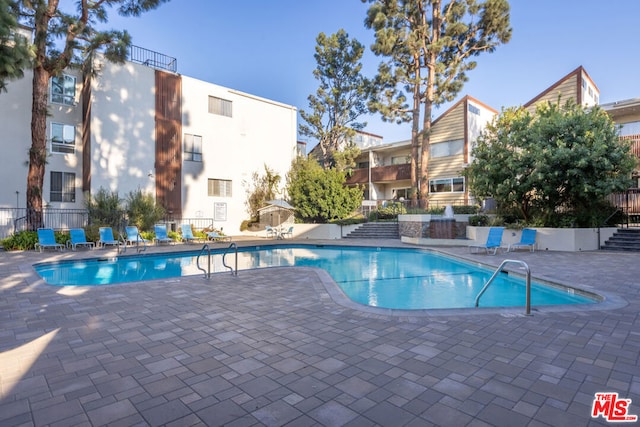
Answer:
[
  {"left": 129, "top": 45, "right": 177, "bottom": 73},
  {"left": 346, "top": 163, "right": 411, "bottom": 185}
]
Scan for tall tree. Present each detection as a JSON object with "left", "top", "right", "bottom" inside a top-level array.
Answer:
[
  {"left": 363, "top": 0, "right": 511, "bottom": 207},
  {"left": 13, "top": 0, "right": 169, "bottom": 229},
  {"left": 0, "top": 0, "right": 31, "bottom": 91},
  {"left": 299, "top": 29, "right": 370, "bottom": 170}
]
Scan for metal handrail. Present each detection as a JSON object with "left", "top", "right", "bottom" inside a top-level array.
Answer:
[
  {"left": 133, "top": 236, "right": 147, "bottom": 253},
  {"left": 475, "top": 259, "right": 531, "bottom": 315},
  {"left": 118, "top": 235, "right": 126, "bottom": 254},
  {"left": 196, "top": 244, "right": 211, "bottom": 279},
  {"left": 222, "top": 243, "right": 238, "bottom": 276}
]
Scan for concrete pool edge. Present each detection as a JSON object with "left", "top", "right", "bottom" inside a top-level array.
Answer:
[
  {"left": 22, "top": 242, "right": 628, "bottom": 317},
  {"left": 301, "top": 265, "right": 627, "bottom": 318}
]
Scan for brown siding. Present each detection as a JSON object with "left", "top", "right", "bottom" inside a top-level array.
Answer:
[
  {"left": 81, "top": 72, "right": 92, "bottom": 192},
  {"left": 524, "top": 74, "right": 579, "bottom": 114},
  {"left": 155, "top": 71, "right": 182, "bottom": 216},
  {"left": 430, "top": 103, "right": 465, "bottom": 144}
]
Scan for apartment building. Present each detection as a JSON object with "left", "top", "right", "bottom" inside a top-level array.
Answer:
[
  {"left": 346, "top": 96, "right": 496, "bottom": 207},
  {"left": 0, "top": 47, "right": 298, "bottom": 236},
  {"left": 346, "top": 66, "right": 606, "bottom": 208}
]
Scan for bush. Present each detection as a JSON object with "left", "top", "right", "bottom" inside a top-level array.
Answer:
[
  {"left": 452, "top": 205, "right": 480, "bottom": 214},
  {"left": 468, "top": 215, "right": 489, "bottom": 226},
  {"left": 125, "top": 189, "right": 165, "bottom": 232},
  {"left": 86, "top": 188, "right": 124, "bottom": 228},
  {"left": 370, "top": 202, "right": 406, "bottom": 221},
  {"left": 2, "top": 231, "right": 38, "bottom": 250}
]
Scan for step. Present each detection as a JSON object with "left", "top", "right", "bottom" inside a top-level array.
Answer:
[
  {"left": 345, "top": 223, "right": 400, "bottom": 239},
  {"left": 602, "top": 228, "right": 640, "bottom": 251}
]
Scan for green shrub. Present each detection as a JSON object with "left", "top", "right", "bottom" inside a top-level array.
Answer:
[
  {"left": 86, "top": 188, "right": 124, "bottom": 228},
  {"left": 452, "top": 205, "right": 480, "bottom": 214},
  {"left": 332, "top": 217, "right": 367, "bottom": 226},
  {"left": 468, "top": 215, "right": 489, "bottom": 226},
  {"left": 126, "top": 189, "right": 165, "bottom": 232},
  {"left": 2, "top": 231, "right": 39, "bottom": 250},
  {"left": 370, "top": 202, "right": 406, "bottom": 221}
]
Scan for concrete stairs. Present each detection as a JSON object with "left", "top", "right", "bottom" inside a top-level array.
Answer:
[
  {"left": 345, "top": 222, "right": 400, "bottom": 239},
  {"left": 601, "top": 228, "right": 640, "bottom": 251}
]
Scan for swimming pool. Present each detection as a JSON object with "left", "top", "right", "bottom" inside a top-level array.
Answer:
[{"left": 34, "top": 245, "right": 597, "bottom": 310}]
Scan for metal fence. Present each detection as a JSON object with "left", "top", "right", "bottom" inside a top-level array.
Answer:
[
  {"left": 0, "top": 208, "right": 218, "bottom": 239},
  {"left": 129, "top": 45, "right": 177, "bottom": 73},
  {"left": 608, "top": 188, "right": 640, "bottom": 227},
  {"left": 1, "top": 208, "right": 89, "bottom": 238}
]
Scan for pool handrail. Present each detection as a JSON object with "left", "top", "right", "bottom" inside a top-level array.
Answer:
[
  {"left": 475, "top": 259, "right": 531, "bottom": 315},
  {"left": 222, "top": 243, "right": 238, "bottom": 276},
  {"left": 196, "top": 244, "right": 211, "bottom": 278}
]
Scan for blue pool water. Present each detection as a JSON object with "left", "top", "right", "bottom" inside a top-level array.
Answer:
[{"left": 34, "top": 245, "right": 596, "bottom": 310}]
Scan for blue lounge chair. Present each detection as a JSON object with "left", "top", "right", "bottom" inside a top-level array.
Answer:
[
  {"left": 508, "top": 228, "right": 537, "bottom": 252},
  {"left": 154, "top": 224, "right": 174, "bottom": 245},
  {"left": 35, "top": 228, "right": 64, "bottom": 252},
  {"left": 68, "top": 228, "right": 95, "bottom": 251},
  {"left": 180, "top": 224, "right": 200, "bottom": 244},
  {"left": 469, "top": 227, "right": 504, "bottom": 255},
  {"left": 125, "top": 226, "right": 150, "bottom": 246},
  {"left": 98, "top": 227, "right": 120, "bottom": 249},
  {"left": 207, "top": 231, "right": 231, "bottom": 242}
]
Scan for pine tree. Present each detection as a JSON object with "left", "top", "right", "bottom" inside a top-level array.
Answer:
[
  {"left": 363, "top": 0, "right": 511, "bottom": 207},
  {"left": 13, "top": 0, "right": 169, "bottom": 229},
  {"left": 299, "top": 29, "right": 371, "bottom": 170}
]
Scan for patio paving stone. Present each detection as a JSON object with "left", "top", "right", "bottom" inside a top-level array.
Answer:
[{"left": 1, "top": 239, "right": 639, "bottom": 425}]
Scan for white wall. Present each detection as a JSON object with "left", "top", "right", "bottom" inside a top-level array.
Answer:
[
  {"left": 90, "top": 60, "right": 157, "bottom": 196},
  {"left": 0, "top": 70, "right": 34, "bottom": 209},
  {"left": 466, "top": 100, "right": 495, "bottom": 164},
  {"left": 0, "top": 68, "right": 85, "bottom": 210},
  {"left": 181, "top": 77, "right": 297, "bottom": 234}
]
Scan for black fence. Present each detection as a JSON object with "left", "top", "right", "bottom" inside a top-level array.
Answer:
[
  {"left": 129, "top": 45, "right": 177, "bottom": 73},
  {"left": 608, "top": 188, "right": 640, "bottom": 227}
]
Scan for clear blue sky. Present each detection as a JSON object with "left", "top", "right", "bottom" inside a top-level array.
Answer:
[{"left": 103, "top": 0, "right": 640, "bottom": 145}]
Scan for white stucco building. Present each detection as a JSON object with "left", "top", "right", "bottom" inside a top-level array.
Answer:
[{"left": 0, "top": 47, "right": 297, "bottom": 236}]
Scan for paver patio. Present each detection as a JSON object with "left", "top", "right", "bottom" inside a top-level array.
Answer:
[{"left": 0, "top": 239, "right": 638, "bottom": 426}]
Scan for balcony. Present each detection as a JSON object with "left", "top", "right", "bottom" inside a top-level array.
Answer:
[
  {"left": 129, "top": 45, "right": 177, "bottom": 73},
  {"left": 346, "top": 163, "right": 411, "bottom": 185}
]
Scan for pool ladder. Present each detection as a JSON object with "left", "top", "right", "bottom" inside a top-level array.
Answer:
[
  {"left": 475, "top": 259, "right": 531, "bottom": 315},
  {"left": 196, "top": 243, "right": 238, "bottom": 278}
]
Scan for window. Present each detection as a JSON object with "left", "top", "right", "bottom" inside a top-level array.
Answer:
[
  {"left": 50, "top": 123, "right": 75, "bottom": 154},
  {"left": 431, "top": 139, "right": 464, "bottom": 158},
  {"left": 51, "top": 75, "right": 76, "bottom": 105},
  {"left": 183, "top": 133, "right": 202, "bottom": 161},
  {"left": 357, "top": 161, "right": 370, "bottom": 169},
  {"left": 208, "top": 96, "right": 232, "bottom": 117},
  {"left": 468, "top": 104, "right": 480, "bottom": 115},
  {"left": 429, "top": 177, "right": 465, "bottom": 193},
  {"left": 50, "top": 172, "right": 76, "bottom": 202},
  {"left": 393, "top": 188, "right": 412, "bottom": 199},
  {"left": 208, "top": 179, "right": 232, "bottom": 197},
  {"left": 391, "top": 156, "right": 409, "bottom": 165}
]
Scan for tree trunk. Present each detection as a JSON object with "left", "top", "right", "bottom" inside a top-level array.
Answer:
[
  {"left": 27, "top": 66, "right": 50, "bottom": 230},
  {"left": 419, "top": 2, "right": 442, "bottom": 210},
  {"left": 410, "top": 54, "right": 422, "bottom": 208}
]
